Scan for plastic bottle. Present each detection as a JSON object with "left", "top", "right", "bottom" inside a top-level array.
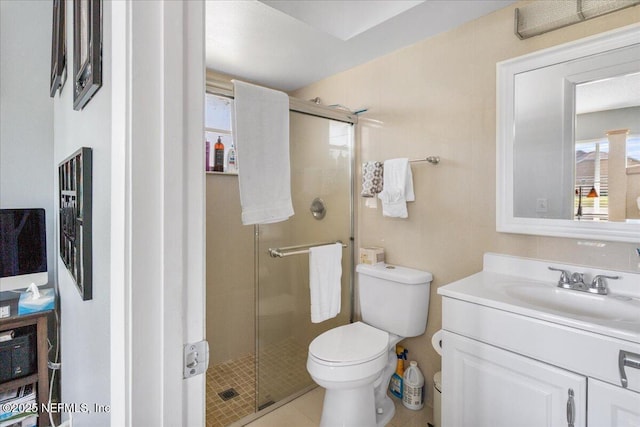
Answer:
[
  {"left": 389, "top": 345, "right": 406, "bottom": 399},
  {"left": 205, "top": 140, "right": 212, "bottom": 171},
  {"left": 213, "top": 136, "right": 225, "bottom": 172},
  {"left": 227, "top": 143, "right": 237, "bottom": 173},
  {"left": 402, "top": 361, "right": 424, "bottom": 410}
]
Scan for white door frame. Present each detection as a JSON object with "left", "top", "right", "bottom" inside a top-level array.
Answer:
[{"left": 110, "top": 1, "right": 206, "bottom": 425}]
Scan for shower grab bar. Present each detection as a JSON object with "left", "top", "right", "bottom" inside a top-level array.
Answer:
[
  {"left": 268, "top": 240, "right": 347, "bottom": 258},
  {"left": 409, "top": 156, "right": 440, "bottom": 165}
]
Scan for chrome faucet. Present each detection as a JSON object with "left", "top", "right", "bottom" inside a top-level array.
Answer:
[
  {"left": 548, "top": 267, "right": 619, "bottom": 295},
  {"left": 548, "top": 267, "right": 571, "bottom": 288},
  {"left": 589, "top": 274, "right": 620, "bottom": 295}
]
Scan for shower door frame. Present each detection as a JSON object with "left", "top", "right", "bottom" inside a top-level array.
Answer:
[
  {"left": 205, "top": 80, "right": 358, "bottom": 423},
  {"left": 205, "top": 79, "right": 358, "bottom": 323}
]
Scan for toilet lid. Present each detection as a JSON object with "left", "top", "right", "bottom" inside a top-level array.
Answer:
[{"left": 309, "top": 322, "right": 389, "bottom": 365}]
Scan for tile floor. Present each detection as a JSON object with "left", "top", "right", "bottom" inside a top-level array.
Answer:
[
  {"left": 256, "top": 337, "right": 311, "bottom": 406},
  {"left": 206, "top": 353, "right": 256, "bottom": 427},
  {"left": 245, "top": 386, "right": 434, "bottom": 427},
  {"left": 206, "top": 337, "right": 314, "bottom": 427},
  {"left": 206, "top": 339, "right": 433, "bottom": 427}
]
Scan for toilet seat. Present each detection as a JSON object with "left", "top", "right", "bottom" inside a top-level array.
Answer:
[{"left": 309, "top": 321, "right": 389, "bottom": 367}]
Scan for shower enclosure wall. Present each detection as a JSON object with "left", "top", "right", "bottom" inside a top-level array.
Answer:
[{"left": 205, "top": 87, "right": 355, "bottom": 426}]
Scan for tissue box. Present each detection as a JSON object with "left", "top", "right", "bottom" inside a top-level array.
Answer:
[
  {"left": 359, "top": 247, "right": 385, "bottom": 265},
  {"left": 0, "top": 292, "right": 20, "bottom": 318},
  {"left": 18, "top": 288, "right": 55, "bottom": 315}
]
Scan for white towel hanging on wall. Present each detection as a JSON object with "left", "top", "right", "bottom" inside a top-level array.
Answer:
[
  {"left": 377, "top": 158, "right": 414, "bottom": 218},
  {"left": 232, "top": 80, "right": 294, "bottom": 225}
]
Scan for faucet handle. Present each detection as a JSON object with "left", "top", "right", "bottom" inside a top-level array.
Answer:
[
  {"left": 570, "top": 272, "right": 584, "bottom": 284},
  {"left": 548, "top": 267, "right": 571, "bottom": 288},
  {"left": 589, "top": 274, "right": 619, "bottom": 295}
]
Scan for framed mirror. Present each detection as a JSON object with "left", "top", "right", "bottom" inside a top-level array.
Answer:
[{"left": 497, "top": 24, "right": 640, "bottom": 243}]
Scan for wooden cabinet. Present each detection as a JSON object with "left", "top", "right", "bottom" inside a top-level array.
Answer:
[
  {"left": 443, "top": 331, "right": 587, "bottom": 427},
  {"left": 0, "top": 311, "right": 51, "bottom": 427}
]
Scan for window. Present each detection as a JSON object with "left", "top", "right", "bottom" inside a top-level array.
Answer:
[
  {"left": 575, "top": 134, "right": 640, "bottom": 220},
  {"left": 627, "top": 135, "right": 640, "bottom": 172},
  {"left": 205, "top": 93, "right": 235, "bottom": 173},
  {"left": 575, "top": 139, "right": 608, "bottom": 220}
]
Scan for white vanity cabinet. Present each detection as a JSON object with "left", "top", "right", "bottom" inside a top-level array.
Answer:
[
  {"left": 444, "top": 331, "right": 586, "bottom": 427},
  {"left": 438, "top": 253, "right": 640, "bottom": 427},
  {"left": 588, "top": 378, "right": 640, "bottom": 426}
]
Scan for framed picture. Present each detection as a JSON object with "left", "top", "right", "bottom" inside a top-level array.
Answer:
[
  {"left": 59, "top": 147, "right": 93, "bottom": 301},
  {"left": 50, "top": 0, "right": 66, "bottom": 97},
  {"left": 73, "top": 0, "right": 102, "bottom": 111}
]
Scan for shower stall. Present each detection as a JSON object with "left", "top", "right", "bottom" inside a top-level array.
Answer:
[{"left": 204, "top": 85, "right": 356, "bottom": 427}]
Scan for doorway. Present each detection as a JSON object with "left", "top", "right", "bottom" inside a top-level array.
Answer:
[{"left": 205, "top": 98, "right": 355, "bottom": 426}]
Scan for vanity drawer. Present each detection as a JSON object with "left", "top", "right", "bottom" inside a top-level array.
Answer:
[{"left": 442, "top": 297, "right": 640, "bottom": 393}]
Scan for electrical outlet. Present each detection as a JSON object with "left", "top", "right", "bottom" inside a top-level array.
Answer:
[{"left": 536, "top": 198, "right": 548, "bottom": 213}]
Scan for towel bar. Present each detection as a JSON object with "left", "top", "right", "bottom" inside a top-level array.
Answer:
[
  {"left": 409, "top": 156, "right": 440, "bottom": 165},
  {"left": 269, "top": 240, "right": 347, "bottom": 258}
]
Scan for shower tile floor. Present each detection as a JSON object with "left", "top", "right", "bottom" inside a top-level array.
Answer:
[
  {"left": 206, "top": 352, "right": 256, "bottom": 427},
  {"left": 206, "top": 338, "right": 311, "bottom": 427}
]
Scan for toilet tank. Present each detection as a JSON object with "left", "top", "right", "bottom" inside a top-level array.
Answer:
[{"left": 356, "top": 263, "right": 432, "bottom": 337}]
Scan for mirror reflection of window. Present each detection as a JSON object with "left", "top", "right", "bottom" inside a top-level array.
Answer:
[
  {"left": 574, "top": 73, "right": 640, "bottom": 222},
  {"left": 574, "top": 139, "right": 608, "bottom": 220},
  {"left": 627, "top": 135, "right": 640, "bottom": 170}
]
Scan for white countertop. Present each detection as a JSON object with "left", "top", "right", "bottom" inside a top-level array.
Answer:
[{"left": 438, "top": 253, "right": 640, "bottom": 344}]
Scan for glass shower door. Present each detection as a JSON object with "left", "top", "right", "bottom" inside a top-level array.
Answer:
[{"left": 256, "top": 112, "right": 353, "bottom": 409}]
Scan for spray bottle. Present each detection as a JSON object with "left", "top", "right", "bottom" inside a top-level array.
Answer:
[{"left": 389, "top": 345, "right": 407, "bottom": 399}]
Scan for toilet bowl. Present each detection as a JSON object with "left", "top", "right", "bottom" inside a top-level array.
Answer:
[
  {"left": 307, "top": 322, "right": 397, "bottom": 427},
  {"left": 307, "top": 263, "right": 433, "bottom": 427}
]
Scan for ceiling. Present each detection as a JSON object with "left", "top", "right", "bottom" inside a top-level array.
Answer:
[
  {"left": 205, "top": 0, "right": 515, "bottom": 92},
  {"left": 576, "top": 72, "right": 640, "bottom": 114}
]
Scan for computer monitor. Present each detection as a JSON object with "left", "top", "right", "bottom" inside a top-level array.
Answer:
[{"left": 0, "top": 208, "right": 48, "bottom": 291}]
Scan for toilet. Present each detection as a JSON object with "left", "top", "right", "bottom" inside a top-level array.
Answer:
[{"left": 307, "top": 263, "right": 432, "bottom": 427}]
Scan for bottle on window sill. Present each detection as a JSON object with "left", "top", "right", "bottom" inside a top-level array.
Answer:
[
  {"left": 227, "top": 143, "right": 237, "bottom": 173},
  {"left": 205, "top": 140, "right": 212, "bottom": 172},
  {"left": 213, "top": 136, "right": 224, "bottom": 172}
]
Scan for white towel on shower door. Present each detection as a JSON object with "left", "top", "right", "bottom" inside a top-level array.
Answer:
[
  {"left": 309, "top": 243, "right": 342, "bottom": 323},
  {"left": 232, "top": 80, "right": 294, "bottom": 225}
]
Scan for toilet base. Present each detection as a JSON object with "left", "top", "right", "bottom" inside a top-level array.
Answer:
[
  {"left": 320, "top": 385, "right": 377, "bottom": 427},
  {"left": 318, "top": 387, "right": 396, "bottom": 427},
  {"left": 375, "top": 394, "right": 395, "bottom": 427}
]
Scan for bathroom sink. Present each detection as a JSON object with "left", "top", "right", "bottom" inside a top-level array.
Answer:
[{"left": 504, "top": 282, "right": 640, "bottom": 323}]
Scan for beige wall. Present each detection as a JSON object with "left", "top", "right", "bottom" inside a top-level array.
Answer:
[
  {"left": 293, "top": 3, "right": 640, "bottom": 409},
  {"left": 207, "top": 174, "right": 256, "bottom": 364}
]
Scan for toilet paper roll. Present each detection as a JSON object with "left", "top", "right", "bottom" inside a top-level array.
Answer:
[{"left": 431, "top": 329, "right": 443, "bottom": 356}]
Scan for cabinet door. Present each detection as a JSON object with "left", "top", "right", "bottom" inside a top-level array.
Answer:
[
  {"left": 442, "top": 331, "right": 586, "bottom": 427},
  {"left": 588, "top": 378, "right": 640, "bottom": 426}
]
